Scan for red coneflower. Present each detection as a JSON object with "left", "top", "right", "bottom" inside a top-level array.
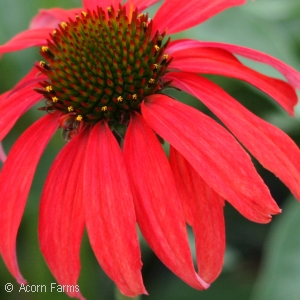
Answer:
[{"left": 1, "top": 0, "right": 300, "bottom": 299}]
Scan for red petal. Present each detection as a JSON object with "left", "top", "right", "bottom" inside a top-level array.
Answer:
[
  {"left": 0, "top": 28, "right": 52, "bottom": 54},
  {"left": 170, "top": 147, "right": 225, "bottom": 283},
  {"left": 124, "top": 0, "right": 160, "bottom": 13},
  {"left": 0, "top": 67, "right": 45, "bottom": 141},
  {"left": 6, "top": 67, "right": 45, "bottom": 97},
  {"left": 123, "top": 112, "right": 209, "bottom": 290},
  {"left": 167, "top": 39, "right": 300, "bottom": 89},
  {"left": 83, "top": 122, "right": 146, "bottom": 297},
  {"left": 142, "top": 95, "right": 280, "bottom": 223},
  {"left": 168, "top": 47, "right": 297, "bottom": 115},
  {"left": 0, "top": 142, "right": 6, "bottom": 163},
  {"left": 0, "top": 113, "right": 60, "bottom": 284},
  {"left": 165, "top": 72, "right": 300, "bottom": 202},
  {"left": 83, "top": 0, "right": 120, "bottom": 11},
  {"left": 153, "top": 0, "right": 245, "bottom": 35},
  {"left": 30, "top": 8, "right": 82, "bottom": 29},
  {"left": 168, "top": 147, "right": 194, "bottom": 227},
  {"left": 39, "top": 129, "right": 89, "bottom": 300},
  {"left": 0, "top": 90, "right": 42, "bottom": 140}
]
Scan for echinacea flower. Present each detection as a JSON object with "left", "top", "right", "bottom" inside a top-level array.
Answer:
[{"left": 1, "top": 0, "right": 300, "bottom": 298}]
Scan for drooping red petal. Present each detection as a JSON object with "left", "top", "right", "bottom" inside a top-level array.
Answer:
[
  {"left": 170, "top": 146, "right": 225, "bottom": 283},
  {"left": 0, "top": 112, "right": 60, "bottom": 284},
  {"left": 83, "top": 122, "right": 146, "bottom": 297},
  {"left": 0, "top": 67, "right": 45, "bottom": 141},
  {"left": 83, "top": 0, "right": 120, "bottom": 11},
  {"left": 0, "top": 142, "right": 6, "bottom": 163},
  {"left": 0, "top": 91, "right": 42, "bottom": 141},
  {"left": 167, "top": 39, "right": 300, "bottom": 89},
  {"left": 124, "top": 0, "right": 160, "bottom": 13},
  {"left": 0, "top": 28, "right": 53, "bottom": 54},
  {"left": 165, "top": 72, "right": 300, "bottom": 202},
  {"left": 123, "top": 112, "right": 209, "bottom": 290},
  {"left": 142, "top": 95, "right": 280, "bottom": 223},
  {"left": 38, "top": 129, "right": 89, "bottom": 300},
  {"left": 6, "top": 66, "right": 45, "bottom": 97},
  {"left": 30, "top": 8, "right": 82, "bottom": 29},
  {"left": 210, "top": 42, "right": 300, "bottom": 89},
  {"left": 153, "top": 0, "right": 245, "bottom": 35},
  {"left": 168, "top": 146, "right": 194, "bottom": 227},
  {"left": 168, "top": 47, "right": 297, "bottom": 115}
]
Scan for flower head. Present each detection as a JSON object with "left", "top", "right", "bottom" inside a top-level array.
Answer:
[
  {"left": 1, "top": 0, "right": 300, "bottom": 299},
  {"left": 35, "top": 6, "right": 171, "bottom": 138}
]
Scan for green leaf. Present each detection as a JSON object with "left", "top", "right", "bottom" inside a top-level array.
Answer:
[{"left": 251, "top": 196, "right": 300, "bottom": 300}]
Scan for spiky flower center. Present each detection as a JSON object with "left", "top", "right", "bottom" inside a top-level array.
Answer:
[{"left": 36, "top": 5, "right": 170, "bottom": 138}]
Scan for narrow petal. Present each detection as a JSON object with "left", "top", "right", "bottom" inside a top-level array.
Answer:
[
  {"left": 0, "top": 28, "right": 53, "bottom": 54},
  {"left": 167, "top": 39, "right": 300, "bottom": 89},
  {"left": 0, "top": 67, "right": 45, "bottom": 141},
  {"left": 168, "top": 47, "right": 297, "bottom": 115},
  {"left": 83, "top": 0, "right": 120, "bottom": 11},
  {"left": 165, "top": 72, "right": 300, "bottom": 202},
  {"left": 168, "top": 146, "right": 194, "bottom": 227},
  {"left": 0, "top": 90, "right": 42, "bottom": 141},
  {"left": 124, "top": 0, "right": 160, "bottom": 13},
  {"left": 0, "top": 112, "right": 60, "bottom": 284},
  {"left": 0, "top": 86, "right": 43, "bottom": 141},
  {"left": 153, "top": 0, "right": 245, "bottom": 35},
  {"left": 0, "top": 142, "right": 6, "bottom": 163},
  {"left": 6, "top": 66, "right": 46, "bottom": 97},
  {"left": 142, "top": 95, "right": 280, "bottom": 223},
  {"left": 170, "top": 147, "right": 225, "bottom": 283},
  {"left": 83, "top": 122, "right": 146, "bottom": 297},
  {"left": 39, "top": 129, "right": 88, "bottom": 300},
  {"left": 30, "top": 8, "right": 82, "bottom": 29},
  {"left": 123, "top": 113, "right": 209, "bottom": 290}
]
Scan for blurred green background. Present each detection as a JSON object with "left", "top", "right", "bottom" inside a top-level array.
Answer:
[{"left": 1, "top": 0, "right": 300, "bottom": 299}]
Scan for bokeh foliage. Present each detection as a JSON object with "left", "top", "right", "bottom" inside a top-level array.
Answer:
[{"left": 1, "top": 0, "right": 300, "bottom": 299}]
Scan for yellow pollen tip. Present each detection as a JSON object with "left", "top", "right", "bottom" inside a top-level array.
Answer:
[
  {"left": 68, "top": 106, "right": 74, "bottom": 112},
  {"left": 132, "top": 94, "right": 138, "bottom": 100},
  {"left": 81, "top": 11, "right": 87, "bottom": 17},
  {"left": 76, "top": 115, "right": 83, "bottom": 121},
  {"left": 101, "top": 106, "right": 108, "bottom": 111},
  {"left": 39, "top": 61, "right": 46, "bottom": 67},
  {"left": 52, "top": 30, "right": 57, "bottom": 35},
  {"left": 142, "top": 22, "right": 147, "bottom": 28},
  {"left": 52, "top": 96, "right": 58, "bottom": 102},
  {"left": 117, "top": 96, "right": 123, "bottom": 102},
  {"left": 154, "top": 45, "right": 160, "bottom": 51},
  {"left": 149, "top": 78, "right": 155, "bottom": 84},
  {"left": 153, "top": 64, "right": 158, "bottom": 69},
  {"left": 138, "top": 13, "right": 144, "bottom": 18},
  {"left": 41, "top": 46, "right": 49, "bottom": 52},
  {"left": 107, "top": 7, "right": 112, "bottom": 12},
  {"left": 163, "top": 54, "right": 169, "bottom": 60},
  {"left": 46, "top": 86, "right": 53, "bottom": 92},
  {"left": 61, "top": 22, "right": 68, "bottom": 29}
]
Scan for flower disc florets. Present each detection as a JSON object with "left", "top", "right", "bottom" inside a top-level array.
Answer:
[{"left": 36, "top": 4, "right": 171, "bottom": 137}]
